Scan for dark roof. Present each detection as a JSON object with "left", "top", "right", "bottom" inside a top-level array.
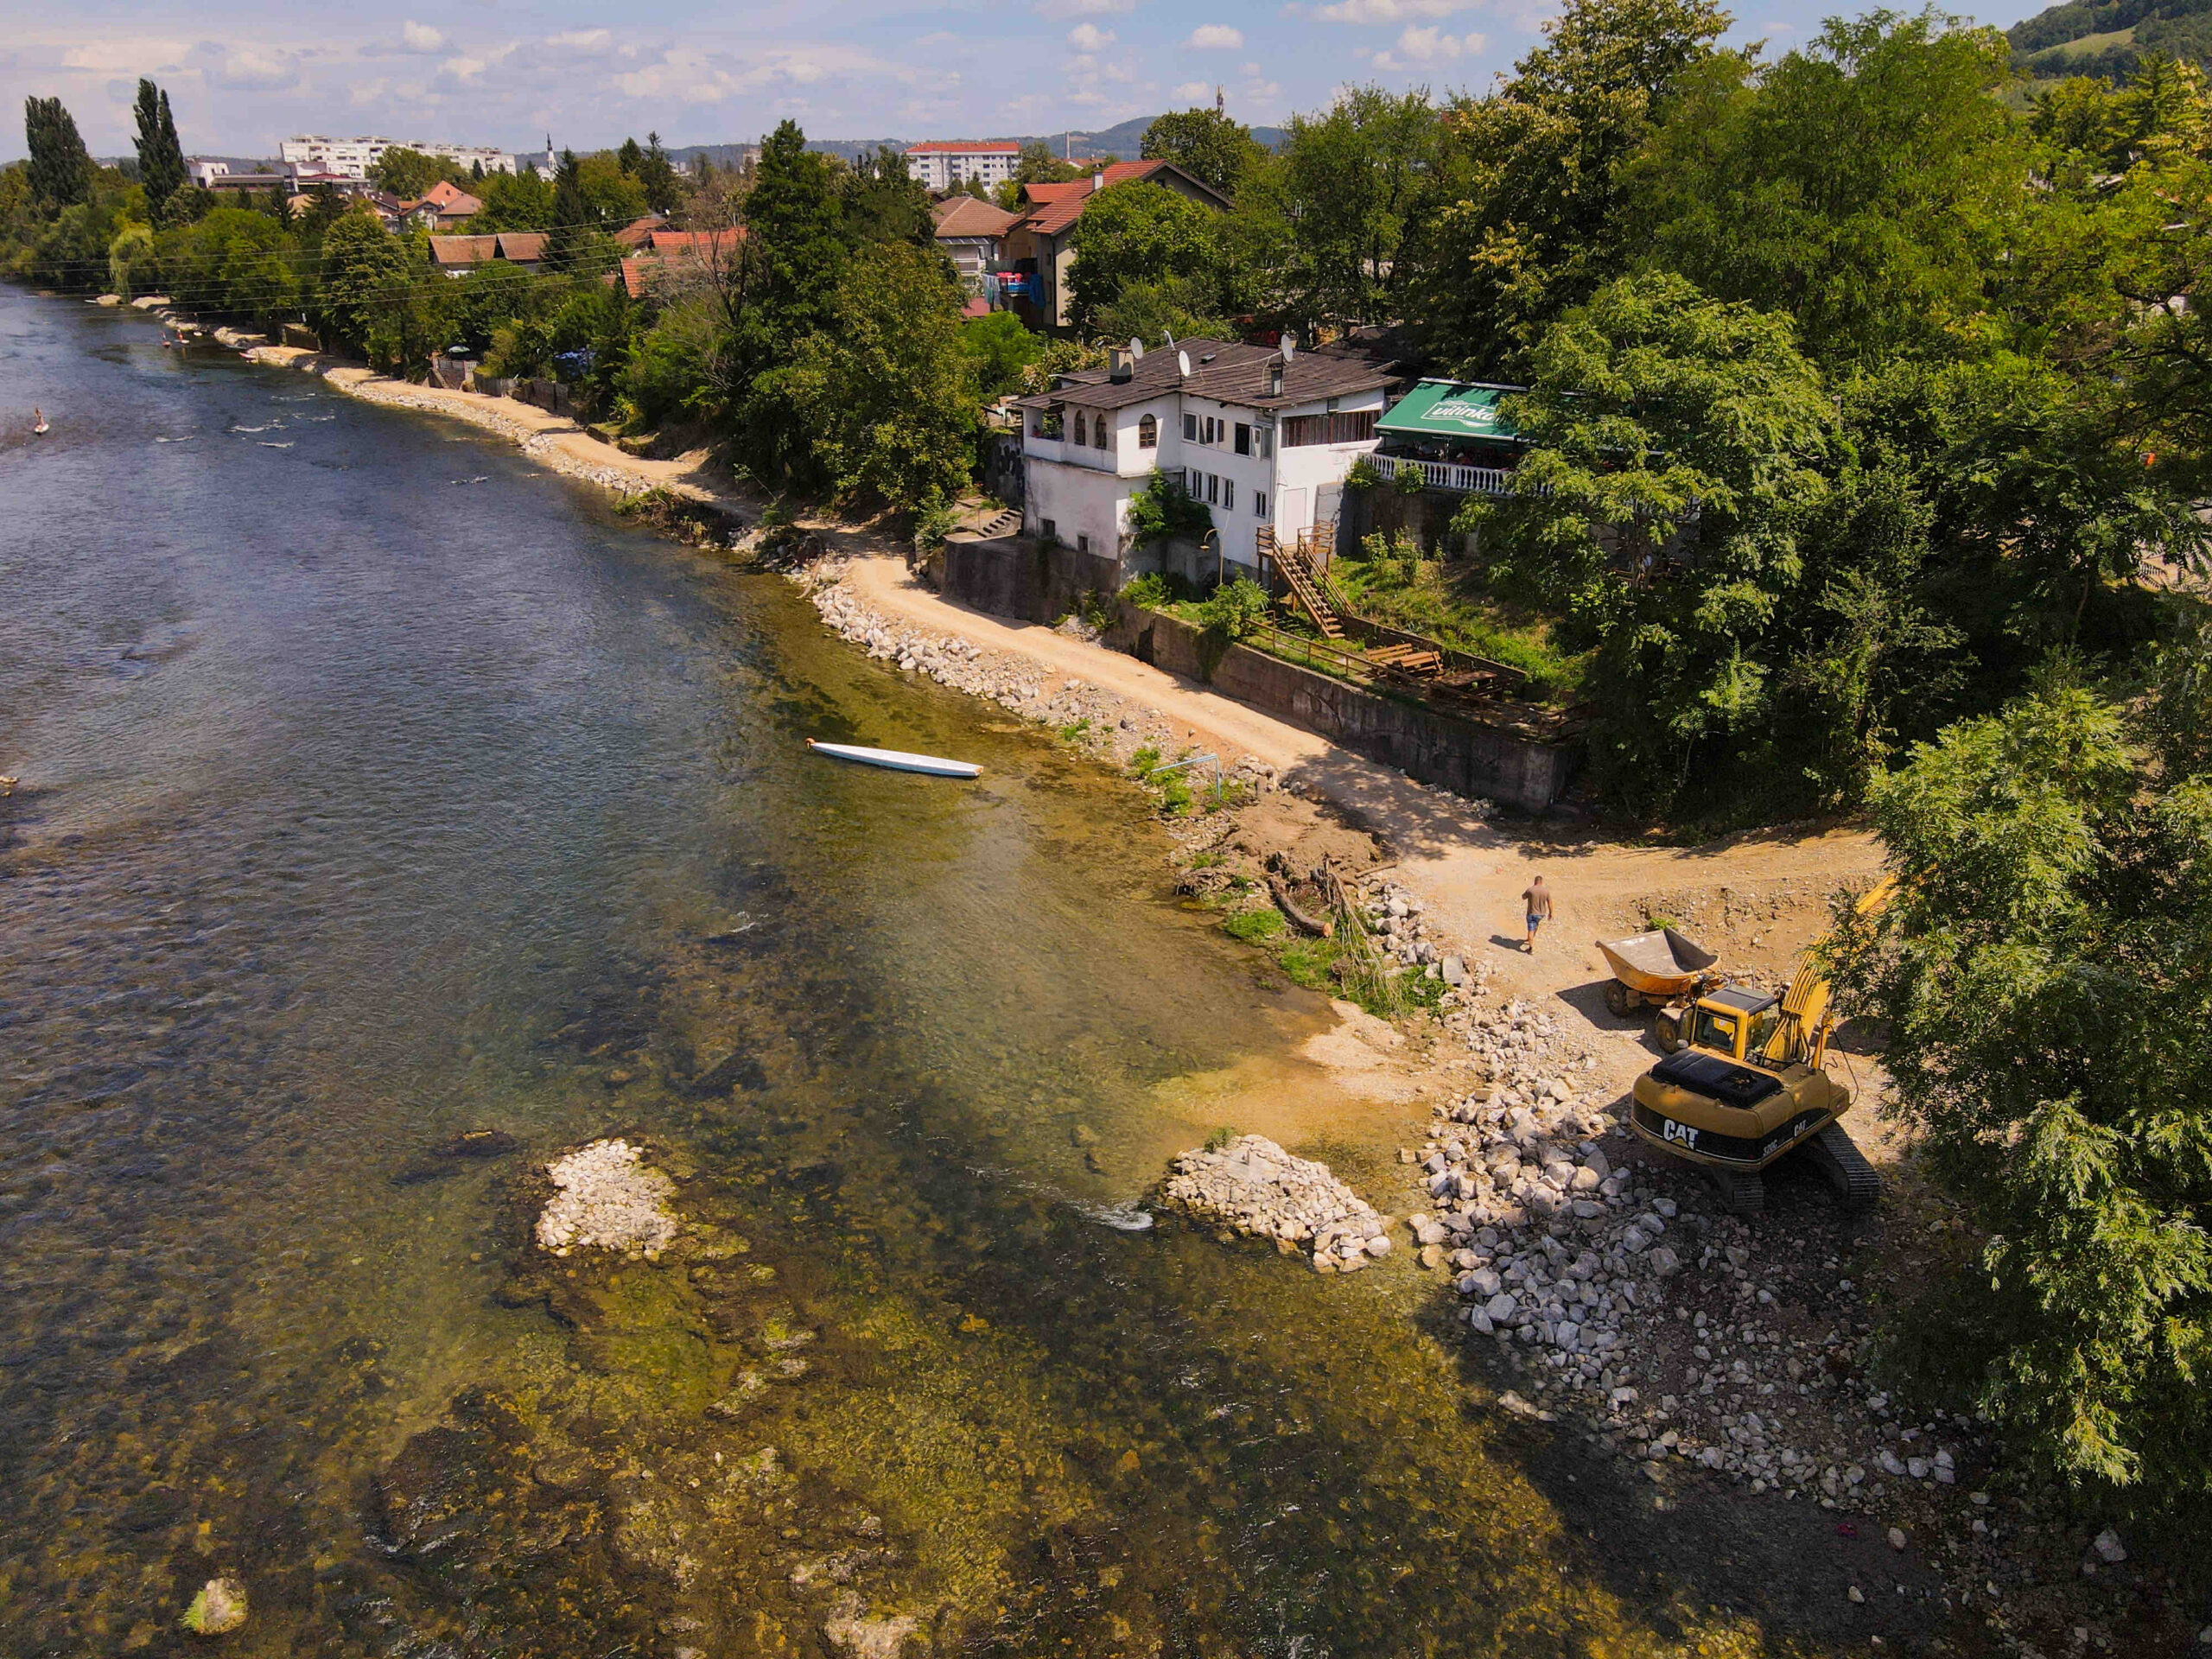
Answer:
[{"left": 1012, "top": 337, "right": 1394, "bottom": 414}]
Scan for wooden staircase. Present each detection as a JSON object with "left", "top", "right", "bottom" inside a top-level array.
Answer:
[{"left": 1262, "top": 528, "right": 1345, "bottom": 640}]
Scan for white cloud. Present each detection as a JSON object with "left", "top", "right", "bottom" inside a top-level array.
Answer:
[
  {"left": 1068, "top": 22, "right": 1116, "bottom": 49},
  {"left": 1186, "top": 23, "right": 1245, "bottom": 47},
  {"left": 1034, "top": 0, "right": 1135, "bottom": 15},
  {"left": 1172, "top": 79, "right": 1214, "bottom": 101},
  {"left": 61, "top": 41, "right": 188, "bottom": 73},
  {"left": 400, "top": 21, "right": 445, "bottom": 53},
  {"left": 1315, "top": 0, "right": 1468, "bottom": 20},
  {"left": 547, "top": 29, "right": 612, "bottom": 48},
  {"left": 1374, "top": 24, "right": 1484, "bottom": 66},
  {"left": 434, "top": 56, "right": 488, "bottom": 88},
  {"left": 210, "top": 49, "right": 301, "bottom": 91}
]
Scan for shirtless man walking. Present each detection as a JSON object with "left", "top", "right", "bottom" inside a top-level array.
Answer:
[{"left": 1522, "top": 874, "right": 1552, "bottom": 952}]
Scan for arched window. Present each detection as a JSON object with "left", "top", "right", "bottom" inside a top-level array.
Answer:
[
  {"left": 1138, "top": 414, "right": 1158, "bottom": 449},
  {"left": 1073, "top": 412, "right": 1089, "bottom": 447},
  {"left": 1095, "top": 416, "right": 1111, "bottom": 449}
]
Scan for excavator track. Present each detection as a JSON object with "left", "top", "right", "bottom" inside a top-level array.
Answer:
[
  {"left": 1706, "top": 1167, "right": 1764, "bottom": 1217},
  {"left": 1802, "top": 1120, "right": 1882, "bottom": 1211}
]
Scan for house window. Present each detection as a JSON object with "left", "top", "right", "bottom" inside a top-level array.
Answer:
[
  {"left": 1182, "top": 412, "right": 1198, "bottom": 442},
  {"left": 1235, "top": 423, "right": 1251, "bottom": 456},
  {"left": 1223, "top": 480, "right": 1235, "bottom": 513},
  {"left": 1138, "top": 414, "right": 1157, "bottom": 449},
  {"left": 1077, "top": 533, "right": 1091, "bottom": 553},
  {"left": 1096, "top": 416, "right": 1110, "bottom": 450},
  {"left": 1256, "top": 427, "right": 1273, "bottom": 459},
  {"left": 1281, "top": 410, "right": 1381, "bottom": 446},
  {"left": 1042, "top": 518, "right": 1058, "bottom": 541},
  {"left": 1255, "top": 492, "right": 1269, "bottom": 518},
  {"left": 1206, "top": 474, "right": 1219, "bottom": 505},
  {"left": 1073, "top": 411, "right": 1089, "bottom": 447}
]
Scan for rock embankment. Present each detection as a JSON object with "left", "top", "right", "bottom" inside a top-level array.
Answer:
[
  {"left": 535, "top": 1138, "right": 679, "bottom": 1258},
  {"left": 1408, "top": 998, "right": 1982, "bottom": 1515},
  {"left": 1158, "top": 1134, "right": 1393, "bottom": 1271},
  {"left": 800, "top": 567, "right": 1282, "bottom": 798}
]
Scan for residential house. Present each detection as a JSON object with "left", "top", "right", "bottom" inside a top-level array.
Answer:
[
  {"left": 1367, "top": 380, "right": 1531, "bottom": 495},
  {"left": 903, "top": 141, "right": 1020, "bottom": 192},
  {"left": 1000, "top": 161, "right": 1231, "bottom": 330},
  {"left": 397, "top": 179, "right": 485, "bottom": 231},
  {"left": 612, "top": 214, "right": 669, "bottom": 251},
  {"left": 930, "top": 195, "right": 1019, "bottom": 293},
  {"left": 619, "top": 227, "right": 743, "bottom": 299},
  {"left": 428, "top": 232, "right": 548, "bottom": 276},
  {"left": 1010, "top": 337, "right": 1396, "bottom": 582}
]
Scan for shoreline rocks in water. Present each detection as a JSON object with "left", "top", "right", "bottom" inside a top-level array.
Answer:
[
  {"left": 535, "top": 1138, "right": 678, "bottom": 1258},
  {"left": 1159, "top": 1134, "right": 1393, "bottom": 1272},
  {"left": 181, "top": 1577, "right": 247, "bottom": 1636}
]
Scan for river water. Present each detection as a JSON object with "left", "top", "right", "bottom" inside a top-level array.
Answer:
[{"left": 2, "top": 289, "right": 1790, "bottom": 1657}]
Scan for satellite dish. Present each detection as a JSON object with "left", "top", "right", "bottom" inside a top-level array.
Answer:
[
  {"left": 1162, "top": 328, "right": 1175, "bottom": 347},
  {"left": 1128, "top": 337, "right": 1145, "bottom": 359},
  {"left": 1281, "top": 332, "right": 1298, "bottom": 363},
  {"left": 1177, "top": 350, "right": 1192, "bottom": 378}
]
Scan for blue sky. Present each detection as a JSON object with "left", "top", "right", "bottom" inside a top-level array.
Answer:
[{"left": 3, "top": 0, "right": 2044, "bottom": 161}]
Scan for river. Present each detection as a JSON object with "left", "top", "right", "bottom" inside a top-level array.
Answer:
[{"left": 2, "top": 288, "right": 1817, "bottom": 1656}]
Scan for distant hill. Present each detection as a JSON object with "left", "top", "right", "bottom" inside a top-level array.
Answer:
[
  {"left": 2007, "top": 0, "right": 2212, "bottom": 79},
  {"left": 671, "top": 114, "right": 1287, "bottom": 174}
]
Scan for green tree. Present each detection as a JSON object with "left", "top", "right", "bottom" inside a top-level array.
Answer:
[
  {"left": 770, "top": 241, "right": 978, "bottom": 505},
  {"left": 1141, "top": 106, "right": 1266, "bottom": 195},
  {"left": 132, "top": 79, "right": 187, "bottom": 226},
  {"left": 841, "top": 144, "right": 936, "bottom": 247},
  {"left": 1827, "top": 664, "right": 2212, "bottom": 1503},
  {"left": 1249, "top": 86, "right": 1438, "bottom": 330},
  {"left": 543, "top": 150, "right": 615, "bottom": 275},
  {"left": 467, "top": 168, "right": 554, "bottom": 232},
  {"left": 1402, "top": 0, "right": 1726, "bottom": 374},
  {"left": 317, "top": 211, "right": 414, "bottom": 353},
  {"left": 1066, "top": 181, "right": 1221, "bottom": 334},
  {"left": 1459, "top": 270, "right": 1835, "bottom": 813},
  {"left": 638, "top": 132, "right": 682, "bottom": 214},
  {"left": 24, "top": 96, "right": 92, "bottom": 210},
  {"left": 993, "top": 140, "right": 1084, "bottom": 209},
  {"left": 1090, "top": 276, "right": 1232, "bottom": 348},
  {"left": 372, "top": 146, "right": 468, "bottom": 199},
  {"left": 1631, "top": 11, "right": 2027, "bottom": 369},
  {"left": 959, "top": 309, "right": 1043, "bottom": 398}
]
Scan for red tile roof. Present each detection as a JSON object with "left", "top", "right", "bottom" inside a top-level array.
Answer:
[
  {"left": 1013, "top": 161, "right": 1230, "bottom": 238},
  {"left": 612, "top": 213, "right": 666, "bottom": 249},
  {"left": 429, "top": 233, "right": 499, "bottom": 267},
  {"left": 646, "top": 228, "right": 743, "bottom": 254},
  {"left": 931, "top": 196, "right": 1020, "bottom": 238}
]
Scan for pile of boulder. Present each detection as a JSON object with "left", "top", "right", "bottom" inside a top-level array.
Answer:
[
  {"left": 1158, "top": 1134, "right": 1394, "bottom": 1272},
  {"left": 1406, "top": 997, "right": 1979, "bottom": 1513},
  {"left": 1362, "top": 881, "right": 1481, "bottom": 988},
  {"left": 535, "top": 1138, "right": 679, "bottom": 1258}
]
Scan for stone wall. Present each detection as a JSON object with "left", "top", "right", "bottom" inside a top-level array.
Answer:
[
  {"left": 931, "top": 536, "right": 1122, "bottom": 624},
  {"left": 1108, "top": 603, "right": 1573, "bottom": 812}
]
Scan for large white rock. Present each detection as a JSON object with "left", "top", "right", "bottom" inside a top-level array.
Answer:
[{"left": 536, "top": 1139, "right": 678, "bottom": 1258}]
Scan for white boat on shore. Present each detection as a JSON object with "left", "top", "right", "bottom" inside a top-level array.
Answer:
[{"left": 806, "top": 739, "right": 980, "bottom": 779}]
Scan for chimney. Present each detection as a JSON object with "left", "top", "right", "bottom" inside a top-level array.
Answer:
[
  {"left": 1267, "top": 359, "right": 1284, "bottom": 398},
  {"left": 1109, "top": 346, "right": 1133, "bottom": 383},
  {"left": 1092, "top": 168, "right": 1106, "bottom": 193}
]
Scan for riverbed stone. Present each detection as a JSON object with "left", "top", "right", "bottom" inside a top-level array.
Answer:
[
  {"left": 181, "top": 1578, "right": 247, "bottom": 1636},
  {"left": 535, "top": 1139, "right": 678, "bottom": 1259}
]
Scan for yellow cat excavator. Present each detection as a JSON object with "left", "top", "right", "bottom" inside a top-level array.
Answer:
[{"left": 1628, "top": 879, "right": 1896, "bottom": 1216}]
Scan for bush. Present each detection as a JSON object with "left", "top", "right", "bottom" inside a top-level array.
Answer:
[
  {"left": 1126, "top": 469, "right": 1211, "bottom": 548},
  {"left": 1196, "top": 577, "right": 1272, "bottom": 642},
  {"left": 1122, "top": 570, "right": 1199, "bottom": 610}
]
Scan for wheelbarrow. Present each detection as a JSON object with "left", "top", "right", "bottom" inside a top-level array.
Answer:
[{"left": 1595, "top": 927, "right": 1720, "bottom": 1024}]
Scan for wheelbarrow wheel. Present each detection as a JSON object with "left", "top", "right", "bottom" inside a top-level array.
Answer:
[{"left": 1604, "top": 979, "right": 1635, "bottom": 1019}]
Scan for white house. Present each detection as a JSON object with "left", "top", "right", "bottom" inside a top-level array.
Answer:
[
  {"left": 1012, "top": 338, "right": 1396, "bottom": 582},
  {"left": 904, "top": 141, "right": 1020, "bottom": 192}
]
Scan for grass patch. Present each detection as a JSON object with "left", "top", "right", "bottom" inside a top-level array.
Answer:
[
  {"left": 1223, "top": 907, "right": 1287, "bottom": 943},
  {"left": 1202, "top": 1126, "right": 1241, "bottom": 1153},
  {"left": 1190, "top": 849, "right": 1225, "bottom": 869},
  {"left": 1057, "top": 716, "right": 1092, "bottom": 741},
  {"left": 1331, "top": 543, "right": 1584, "bottom": 700}
]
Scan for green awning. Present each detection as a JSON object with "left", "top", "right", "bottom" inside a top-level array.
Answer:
[{"left": 1376, "top": 379, "right": 1525, "bottom": 443}]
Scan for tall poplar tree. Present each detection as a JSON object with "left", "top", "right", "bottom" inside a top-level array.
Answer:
[
  {"left": 24, "top": 95, "right": 93, "bottom": 210},
  {"left": 133, "top": 79, "right": 188, "bottom": 224}
]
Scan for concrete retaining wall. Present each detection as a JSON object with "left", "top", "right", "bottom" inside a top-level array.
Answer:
[
  {"left": 926, "top": 537, "right": 1574, "bottom": 811},
  {"left": 1108, "top": 603, "right": 1573, "bottom": 812},
  {"left": 932, "top": 536, "right": 1122, "bottom": 625}
]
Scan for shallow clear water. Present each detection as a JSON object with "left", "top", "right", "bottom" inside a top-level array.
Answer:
[{"left": 1, "top": 291, "right": 1817, "bottom": 1657}]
